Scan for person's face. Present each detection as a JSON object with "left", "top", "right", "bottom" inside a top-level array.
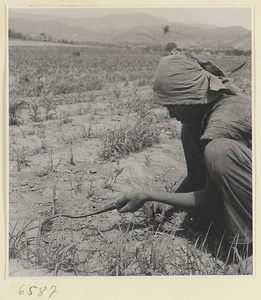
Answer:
[{"left": 166, "top": 104, "right": 206, "bottom": 125}]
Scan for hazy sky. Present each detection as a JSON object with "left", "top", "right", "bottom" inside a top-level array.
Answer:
[{"left": 10, "top": 6, "right": 252, "bottom": 30}]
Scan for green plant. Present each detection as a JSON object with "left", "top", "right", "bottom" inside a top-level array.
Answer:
[
  {"left": 42, "top": 89, "right": 57, "bottom": 120},
  {"left": 36, "top": 124, "right": 48, "bottom": 153},
  {"left": 9, "top": 218, "right": 36, "bottom": 259},
  {"left": 103, "top": 166, "right": 125, "bottom": 191},
  {"left": 69, "top": 169, "right": 89, "bottom": 196},
  {"left": 10, "top": 145, "right": 30, "bottom": 171},
  {"left": 135, "top": 232, "right": 171, "bottom": 275},
  {"left": 9, "top": 100, "right": 28, "bottom": 125},
  {"left": 10, "top": 215, "right": 81, "bottom": 276},
  {"left": 81, "top": 118, "right": 94, "bottom": 139},
  {"left": 52, "top": 179, "right": 60, "bottom": 214},
  {"left": 57, "top": 109, "right": 65, "bottom": 131},
  {"left": 99, "top": 119, "right": 160, "bottom": 160},
  {"left": 46, "top": 148, "right": 62, "bottom": 173},
  {"left": 85, "top": 177, "right": 95, "bottom": 199},
  {"left": 9, "top": 210, "right": 251, "bottom": 276},
  {"left": 144, "top": 151, "right": 151, "bottom": 167},
  {"left": 20, "top": 146, "right": 30, "bottom": 167},
  {"left": 114, "top": 225, "right": 136, "bottom": 276},
  {"left": 107, "top": 98, "right": 115, "bottom": 120},
  {"left": 29, "top": 98, "right": 43, "bottom": 122},
  {"left": 10, "top": 128, "right": 16, "bottom": 144},
  {"left": 69, "top": 141, "right": 75, "bottom": 166},
  {"left": 18, "top": 125, "right": 26, "bottom": 138}
]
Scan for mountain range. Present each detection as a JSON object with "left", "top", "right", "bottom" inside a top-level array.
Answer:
[{"left": 8, "top": 11, "right": 251, "bottom": 50}]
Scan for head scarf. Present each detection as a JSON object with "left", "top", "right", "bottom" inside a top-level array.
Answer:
[{"left": 153, "top": 51, "right": 241, "bottom": 106}]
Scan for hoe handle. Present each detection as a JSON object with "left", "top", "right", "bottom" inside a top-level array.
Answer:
[{"left": 41, "top": 200, "right": 122, "bottom": 232}]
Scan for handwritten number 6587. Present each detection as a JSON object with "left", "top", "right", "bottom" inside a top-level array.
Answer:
[{"left": 18, "top": 285, "right": 57, "bottom": 297}]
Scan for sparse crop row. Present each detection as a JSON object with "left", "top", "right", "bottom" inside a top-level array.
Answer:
[
  {"left": 9, "top": 46, "right": 160, "bottom": 99},
  {"left": 9, "top": 209, "right": 249, "bottom": 276}
]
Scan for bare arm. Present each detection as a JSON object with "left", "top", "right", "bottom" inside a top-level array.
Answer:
[{"left": 117, "top": 181, "right": 215, "bottom": 213}]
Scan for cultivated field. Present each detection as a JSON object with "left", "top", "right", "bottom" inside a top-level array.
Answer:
[{"left": 8, "top": 42, "right": 252, "bottom": 276}]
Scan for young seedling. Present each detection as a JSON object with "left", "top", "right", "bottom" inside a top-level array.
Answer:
[
  {"left": 47, "top": 148, "right": 62, "bottom": 173},
  {"left": 86, "top": 176, "right": 95, "bottom": 199},
  {"left": 57, "top": 109, "right": 66, "bottom": 131},
  {"left": 114, "top": 226, "right": 136, "bottom": 276},
  {"left": 40, "top": 138, "right": 48, "bottom": 153},
  {"left": 81, "top": 118, "right": 94, "bottom": 139},
  {"left": 9, "top": 218, "right": 36, "bottom": 259},
  {"left": 42, "top": 89, "right": 57, "bottom": 120},
  {"left": 10, "top": 145, "right": 21, "bottom": 171},
  {"left": 103, "top": 166, "right": 125, "bottom": 191},
  {"left": 29, "top": 98, "right": 43, "bottom": 122},
  {"left": 144, "top": 151, "right": 151, "bottom": 167},
  {"left": 18, "top": 125, "right": 26, "bottom": 138},
  {"left": 10, "top": 128, "right": 16, "bottom": 144},
  {"left": 69, "top": 141, "right": 75, "bottom": 166},
  {"left": 10, "top": 145, "right": 30, "bottom": 171},
  {"left": 80, "top": 125, "right": 88, "bottom": 139},
  {"left": 52, "top": 178, "right": 60, "bottom": 215},
  {"left": 107, "top": 98, "right": 114, "bottom": 120},
  {"left": 20, "top": 146, "right": 30, "bottom": 167},
  {"left": 9, "top": 100, "right": 29, "bottom": 125},
  {"left": 70, "top": 169, "right": 87, "bottom": 195}
]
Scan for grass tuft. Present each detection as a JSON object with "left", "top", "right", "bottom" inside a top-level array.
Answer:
[{"left": 99, "top": 119, "right": 160, "bottom": 160}]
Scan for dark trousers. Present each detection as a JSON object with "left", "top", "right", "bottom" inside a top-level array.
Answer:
[{"left": 179, "top": 125, "right": 252, "bottom": 244}]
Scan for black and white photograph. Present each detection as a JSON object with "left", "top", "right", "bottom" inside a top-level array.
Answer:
[{"left": 8, "top": 6, "right": 253, "bottom": 277}]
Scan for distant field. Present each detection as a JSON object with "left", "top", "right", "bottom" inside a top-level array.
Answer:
[
  {"left": 9, "top": 39, "right": 110, "bottom": 48},
  {"left": 8, "top": 44, "right": 252, "bottom": 276},
  {"left": 9, "top": 39, "right": 100, "bottom": 48},
  {"left": 9, "top": 43, "right": 251, "bottom": 101}
]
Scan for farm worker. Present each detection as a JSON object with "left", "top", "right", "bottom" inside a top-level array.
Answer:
[{"left": 116, "top": 51, "right": 252, "bottom": 274}]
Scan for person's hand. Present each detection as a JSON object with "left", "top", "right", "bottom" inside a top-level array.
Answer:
[{"left": 116, "top": 191, "right": 149, "bottom": 213}]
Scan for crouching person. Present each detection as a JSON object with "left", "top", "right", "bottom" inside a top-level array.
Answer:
[{"left": 116, "top": 51, "right": 252, "bottom": 274}]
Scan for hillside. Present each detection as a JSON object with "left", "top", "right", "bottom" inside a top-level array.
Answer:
[{"left": 8, "top": 11, "right": 251, "bottom": 50}]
